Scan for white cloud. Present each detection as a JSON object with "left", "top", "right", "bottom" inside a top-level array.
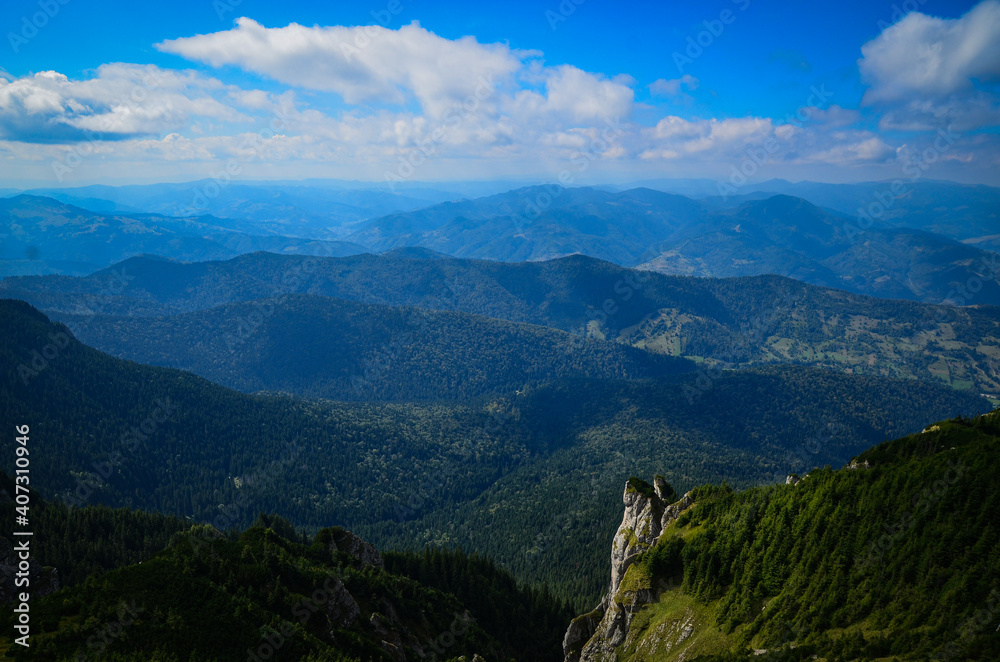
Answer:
[
  {"left": 859, "top": 0, "right": 1000, "bottom": 103},
  {"left": 642, "top": 115, "right": 772, "bottom": 159},
  {"left": 157, "top": 19, "right": 639, "bottom": 128},
  {"left": 857, "top": 0, "right": 1000, "bottom": 131},
  {"left": 801, "top": 134, "right": 896, "bottom": 165},
  {"left": 2, "top": 16, "right": 997, "bottom": 185},
  {"left": 0, "top": 64, "right": 250, "bottom": 143},
  {"left": 649, "top": 75, "right": 698, "bottom": 97},
  {"left": 535, "top": 65, "right": 633, "bottom": 122},
  {"left": 636, "top": 113, "right": 897, "bottom": 169},
  {"left": 876, "top": 91, "right": 1000, "bottom": 131},
  {"left": 157, "top": 19, "right": 525, "bottom": 118}
]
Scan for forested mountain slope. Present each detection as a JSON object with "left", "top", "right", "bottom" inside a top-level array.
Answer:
[
  {"left": 57, "top": 294, "right": 691, "bottom": 402},
  {"left": 5, "top": 251, "right": 999, "bottom": 395},
  {"left": 3, "top": 299, "right": 988, "bottom": 607},
  {"left": 566, "top": 410, "right": 1000, "bottom": 660}
]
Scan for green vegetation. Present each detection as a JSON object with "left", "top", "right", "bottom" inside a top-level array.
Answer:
[
  {"left": 384, "top": 547, "right": 574, "bottom": 660},
  {"left": 0, "top": 473, "right": 191, "bottom": 587},
  {"left": 627, "top": 477, "right": 657, "bottom": 500},
  {"left": 6, "top": 248, "right": 998, "bottom": 395},
  {"left": 0, "top": 487, "right": 570, "bottom": 661},
  {"left": 0, "top": 525, "right": 494, "bottom": 660},
  {"left": 611, "top": 409, "right": 1000, "bottom": 660},
  {"left": 1, "top": 300, "right": 988, "bottom": 608},
  {"left": 60, "top": 293, "right": 691, "bottom": 402}
]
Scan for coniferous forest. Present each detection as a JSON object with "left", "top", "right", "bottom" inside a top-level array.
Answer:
[{"left": 2, "top": 3, "right": 1000, "bottom": 657}]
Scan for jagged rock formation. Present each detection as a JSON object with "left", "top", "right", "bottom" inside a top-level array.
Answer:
[
  {"left": 564, "top": 477, "right": 694, "bottom": 662},
  {"left": 324, "top": 526, "right": 384, "bottom": 569}
]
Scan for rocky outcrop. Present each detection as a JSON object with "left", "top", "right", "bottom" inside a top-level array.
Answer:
[
  {"left": 324, "top": 576, "right": 362, "bottom": 628},
  {"left": 565, "top": 477, "right": 694, "bottom": 662},
  {"left": 608, "top": 478, "right": 665, "bottom": 601},
  {"left": 314, "top": 530, "right": 486, "bottom": 662},
  {"left": 322, "top": 527, "right": 384, "bottom": 569},
  {"left": 563, "top": 608, "right": 604, "bottom": 660}
]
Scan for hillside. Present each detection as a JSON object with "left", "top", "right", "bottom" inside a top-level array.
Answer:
[
  {"left": 566, "top": 409, "right": 1000, "bottom": 660},
  {"left": 58, "top": 293, "right": 692, "bottom": 402},
  {"left": 4, "top": 251, "right": 999, "bottom": 396},
  {"left": 346, "top": 186, "right": 707, "bottom": 265},
  {"left": 366, "top": 370, "right": 992, "bottom": 606},
  {"left": 0, "top": 300, "right": 989, "bottom": 606},
  {"left": 10, "top": 184, "right": 994, "bottom": 305},
  {"left": 18, "top": 180, "right": 462, "bottom": 235},
  {"left": 699, "top": 179, "right": 1000, "bottom": 250},
  {"left": 640, "top": 195, "right": 1000, "bottom": 306},
  {"left": 341, "top": 186, "right": 1000, "bottom": 305},
  {"left": 0, "top": 195, "right": 366, "bottom": 277},
  {"left": 0, "top": 492, "right": 571, "bottom": 661}
]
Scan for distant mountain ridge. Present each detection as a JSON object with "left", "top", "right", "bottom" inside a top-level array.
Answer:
[
  {"left": 60, "top": 293, "right": 692, "bottom": 402},
  {"left": 6, "top": 184, "right": 997, "bottom": 305},
  {"left": 5, "top": 250, "right": 999, "bottom": 396},
  {"left": 0, "top": 194, "right": 367, "bottom": 277},
  {"left": 344, "top": 186, "right": 1000, "bottom": 305}
]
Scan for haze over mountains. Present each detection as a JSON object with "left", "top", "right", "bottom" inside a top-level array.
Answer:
[
  {"left": 4, "top": 181, "right": 998, "bottom": 307},
  {"left": 4, "top": 0, "right": 1000, "bottom": 655},
  {"left": 1, "top": 176, "right": 998, "bottom": 660}
]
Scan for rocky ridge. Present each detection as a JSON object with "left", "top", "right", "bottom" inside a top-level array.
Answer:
[{"left": 563, "top": 476, "right": 694, "bottom": 662}]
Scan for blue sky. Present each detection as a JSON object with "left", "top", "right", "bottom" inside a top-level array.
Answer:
[{"left": 0, "top": 0, "right": 997, "bottom": 187}]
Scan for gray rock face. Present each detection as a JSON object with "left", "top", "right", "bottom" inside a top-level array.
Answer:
[
  {"left": 609, "top": 480, "right": 665, "bottom": 600},
  {"left": 563, "top": 608, "right": 603, "bottom": 660},
  {"left": 327, "top": 528, "right": 384, "bottom": 569},
  {"left": 564, "top": 479, "right": 695, "bottom": 662},
  {"left": 325, "top": 576, "right": 361, "bottom": 628},
  {"left": 660, "top": 493, "right": 694, "bottom": 531}
]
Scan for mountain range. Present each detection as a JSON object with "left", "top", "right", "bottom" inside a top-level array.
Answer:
[
  {"left": 1, "top": 177, "right": 999, "bottom": 660},
  {"left": 5, "top": 250, "right": 998, "bottom": 397},
  {"left": 0, "top": 195, "right": 366, "bottom": 278},
  {"left": 4, "top": 185, "right": 998, "bottom": 307},
  {"left": 0, "top": 299, "right": 990, "bottom": 607}
]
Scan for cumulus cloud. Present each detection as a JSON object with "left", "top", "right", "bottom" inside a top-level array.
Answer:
[
  {"left": 860, "top": 0, "right": 1000, "bottom": 103},
  {"left": 858, "top": 0, "right": 1000, "bottom": 130},
  {"left": 0, "top": 64, "right": 250, "bottom": 143},
  {"left": 157, "top": 19, "right": 526, "bottom": 118},
  {"left": 536, "top": 66, "right": 633, "bottom": 122},
  {"left": 635, "top": 113, "right": 896, "bottom": 168},
  {"left": 157, "top": 19, "right": 639, "bottom": 127},
  {"left": 641, "top": 115, "right": 772, "bottom": 159},
  {"left": 3, "top": 14, "right": 997, "bottom": 184}
]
